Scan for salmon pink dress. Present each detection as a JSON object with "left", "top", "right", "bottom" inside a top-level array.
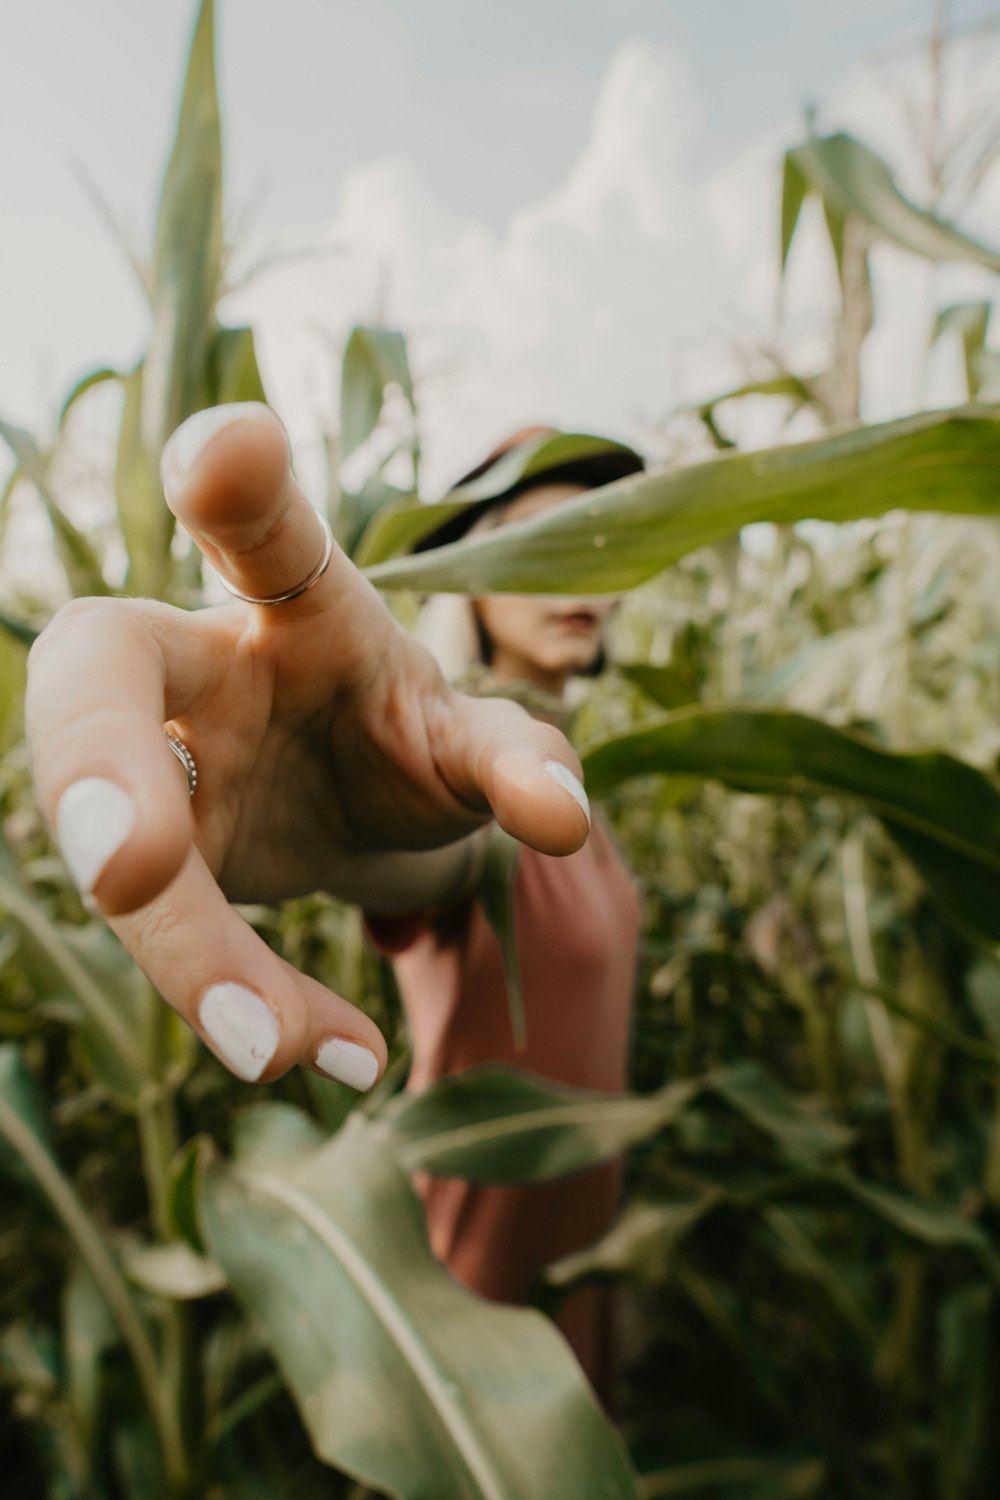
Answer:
[{"left": 363, "top": 809, "right": 642, "bottom": 1408}]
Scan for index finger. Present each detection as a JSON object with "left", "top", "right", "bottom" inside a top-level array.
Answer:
[
  {"left": 26, "top": 597, "right": 218, "bottom": 915},
  {"left": 160, "top": 403, "right": 385, "bottom": 634}
]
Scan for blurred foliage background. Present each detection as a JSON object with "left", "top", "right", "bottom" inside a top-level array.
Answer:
[{"left": 2, "top": 2, "right": 1000, "bottom": 1498}]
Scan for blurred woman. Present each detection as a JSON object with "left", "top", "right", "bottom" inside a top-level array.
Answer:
[{"left": 362, "top": 427, "right": 645, "bottom": 1408}]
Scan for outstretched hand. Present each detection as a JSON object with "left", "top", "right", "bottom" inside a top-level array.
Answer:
[{"left": 25, "top": 404, "right": 592, "bottom": 1089}]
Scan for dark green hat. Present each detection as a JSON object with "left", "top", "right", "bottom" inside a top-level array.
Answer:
[{"left": 352, "top": 426, "right": 645, "bottom": 569}]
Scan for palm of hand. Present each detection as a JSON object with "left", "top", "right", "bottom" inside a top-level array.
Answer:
[{"left": 25, "top": 404, "right": 590, "bottom": 1087}]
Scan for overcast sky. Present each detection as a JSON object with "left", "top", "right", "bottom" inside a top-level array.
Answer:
[{"left": 2, "top": 0, "right": 998, "bottom": 554}]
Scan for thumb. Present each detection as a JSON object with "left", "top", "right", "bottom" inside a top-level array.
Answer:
[{"left": 447, "top": 693, "right": 591, "bottom": 856}]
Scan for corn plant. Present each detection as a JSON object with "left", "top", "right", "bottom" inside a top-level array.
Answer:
[{"left": 3, "top": 3, "right": 1000, "bottom": 1498}]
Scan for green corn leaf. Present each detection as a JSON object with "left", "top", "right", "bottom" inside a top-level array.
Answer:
[
  {"left": 931, "top": 301, "right": 993, "bottom": 399},
  {"left": 690, "top": 373, "right": 822, "bottom": 446},
  {"left": 352, "top": 494, "right": 470, "bottom": 567},
  {"left": 0, "top": 1045, "right": 185, "bottom": 1487},
  {"left": 0, "top": 609, "right": 38, "bottom": 648},
  {"left": 384, "top": 1060, "right": 847, "bottom": 1182},
  {"left": 340, "top": 324, "right": 415, "bottom": 462},
  {"left": 619, "top": 662, "right": 699, "bottom": 712},
  {"left": 783, "top": 132, "right": 1000, "bottom": 273},
  {"left": 0, "top": 418, "right": 108, "bottom": 597},
  {"left": 141, "top": 0, "right": 223, "bottom": 461},
  {"left": 122, "top": 1240, "right": 227, "bottom": 1301},
  {"left": 114, "top": 360, "right": 175, "bottom": 596},
  {"left": 780, "top": 152, "right": 810, "bottom": 271},
  {"left": 58, "top": 366, "right": 120, "bottom": 431},
  {"left": 206, "top": 324, "right": 269, "bottom": 406},
  {"left": 201, "top": 1110, "right": 641, "bottom": 1499},
  {"left": 543, "top": 1192, "right": 725, "bottom": 1292},
  {"left": 580, "top": 705, "right": 1000, "bottom": 943},
  {"left": 476, "top": 825, "right": 526, "bottom": 1052},
  {"left": 0, "top": 832, "right": 145, "bottom": 1086},
  {"left": 362, "top": 405, "right": 1000, "bottom": 596}
]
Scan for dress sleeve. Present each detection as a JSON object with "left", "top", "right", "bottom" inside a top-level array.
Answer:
[{"left": 361, "top": 907, "right": 434, "bottom": 956}]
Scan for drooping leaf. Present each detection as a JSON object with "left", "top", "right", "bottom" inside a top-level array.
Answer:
[
  {"left": 352, "top": 494, "right": 470, "bottom": 567},
  {"left": 201, "top": 1110, "right": 640, "bottom": 1499},
  {"left": 0, "top": 609, "right": 39, "bottom": 647},
  {"left": 780, "top": 152, "right": 810, "bottom": 271},
  {"left": 0, "top": 418, "right": 108, "bottom": 597},
  {"left": 619, "top": 662, "right": 700, "bottom": 712},
  {"left": 58, "top": 366, "right": 120, "bottom": 431},
  {"left": 385, "top": 1066, "right": 700, "bottom": 1181},
  {"left": 122, "top": 1240, "right": 227, "bottom": 1300},
  {"left": 384, "top": 1061, "right": 847, "bottom": 1182},
  {"left": 543, "top": 1192, "right": 725, "bottom": 1291},
  {"left": 363, "top": 405, "right": 1000, "bottom": 596},
  {"left": 476, "top": 825, "right": 525, "bottom": 1051},
  {"left": 340, "top": 324, "right": 415, "bottom": 462},
  {"left": 931, "top": 301, "right": 993, "bottom": 399},
  {"left": 783, "top": 132, "right": 1000, "bottom": 274},
  {"left": 689, "top": 373, "right": 823, "bottom": 447},
  {"left": 580, "top": 705, "right": 1000, "bottom": 943}
]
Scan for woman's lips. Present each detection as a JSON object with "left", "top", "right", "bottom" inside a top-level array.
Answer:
[{"left": 550, "top": 609, "right": 599, "bottom": 631}]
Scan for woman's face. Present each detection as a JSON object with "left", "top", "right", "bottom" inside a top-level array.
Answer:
[{"left": 472, "top": 483, "right": 615, "bottom": 693}]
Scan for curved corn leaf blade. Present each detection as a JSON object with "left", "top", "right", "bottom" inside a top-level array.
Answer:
[
  {"left": 476, "top": 825, "right": 525, "bottom": 1051},
  {"left": 206, "top": 323, "right": 268, "bottom": 407},
  {"left": 201, "top": 1111, "right": 640, "bottom": 1499},
  {"left": 58, "top": 366, "right": 120, "bottom": 431},
  {"left": 353, "top": 495, "right": 471, "bottom": 567},
  {"left": 336, "top": 476, "right": 415, "bottom": 561},
  {"left": 780, "top": 152, "right": 810, "bottom": 271},
  {"left": 0, "top": 830, "right": 145, "bottom": 1086},
  {"left": 783, "top": 132, "right": 1000, "bottom": 273},
  {"left": 0, "top": 609, "right": 38, "bottom": 648},
  {"left": 543, "top": 1193, "right": 724, "bottom": 1291},
  {"left": 639, "top": 1455, "right": 825, "bottom": 1499},
  {"left": 689, "top": 373, "right": 823, "bottom": 448},
  {"left": 581, "top": 705, "right": 1000, "bottom": 941},
  {"left": 340, "top": 325, "right": 415, "bottom": 462},
  {"left": 931, "top": 301, "right": 993, "bottom": 399},
  {"left": 122, "top": 1240, "right": 227, "bottom": 1301},
  {"left": 363, "top": 405, "right": 1000, "bottom": 596},
  {"left": 619, "top": 662, "right": 699, "bottom": 712},
  {"left": 385, "top": 1060, "right": 848, "bottom": 1182},
  {"left": 0, "top": 418, "right": 108, "bottom": 596},
  {"left": 808, "top": 1170, "right": 1000, "bottom": 1280}
]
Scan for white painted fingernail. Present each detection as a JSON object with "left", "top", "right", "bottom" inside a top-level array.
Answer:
[
  {"left": 199, "top": 983, "right": 279, "bottom": 1082},
  {"left": 56, "top": 778, "right": 137, "bottom": 897},
  {"left": 160, "top": 403, "right": 261, "bottom": 505},
  {"left": 315, "top": 1037, "right": 380, "bottom": 1092},
  {"left": 542, "top": 760, "right": 591, "bottom": 828}
]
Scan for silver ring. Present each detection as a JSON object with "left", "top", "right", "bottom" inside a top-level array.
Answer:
[
  {"left": 213, "top": 511, "right": 334, "bottom": 606},
  {"left": 165, "top": 730, "right": 197, "bottom": 797}
]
